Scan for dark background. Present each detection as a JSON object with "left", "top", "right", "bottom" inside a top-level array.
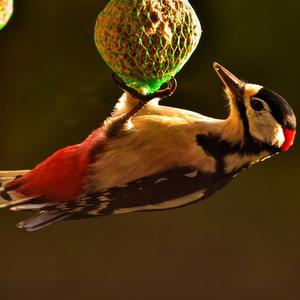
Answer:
[{"left": 0, "top": 1, "right": 299, "bottom": 299}]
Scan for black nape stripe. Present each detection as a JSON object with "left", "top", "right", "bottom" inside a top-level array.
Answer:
[{"left": 255, "top": 87, "right": 296, "bottom": 130}]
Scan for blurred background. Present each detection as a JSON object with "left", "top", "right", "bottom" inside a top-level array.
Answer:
[{"left": 0, "top": 1, "right": 299, "bottom": 299}]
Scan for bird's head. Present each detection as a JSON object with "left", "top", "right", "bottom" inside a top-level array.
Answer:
[{"left": 214, "top": 63, "right": 296, "bottom": 152}]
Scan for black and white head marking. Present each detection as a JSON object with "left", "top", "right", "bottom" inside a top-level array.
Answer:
[
  {"left": 242, "top": 84, "right": 296, "bottom": 150},
  {"left": 214, "top": 63, "right": 296, "bottom": 153},
  {"left": 254, "top": 87, "right": 296, "bottom": 130}
]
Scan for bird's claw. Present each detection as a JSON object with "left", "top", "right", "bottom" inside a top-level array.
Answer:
[{"left": 112, "top": 73, "right": 177, "bottom": 102}]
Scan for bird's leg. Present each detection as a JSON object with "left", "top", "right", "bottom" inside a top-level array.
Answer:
[
  {"left": 106, "top": 74, "right": 177, "bottom": 137},
  {"left": 112, "top": 73, "right": 177, "bottom": 104}
]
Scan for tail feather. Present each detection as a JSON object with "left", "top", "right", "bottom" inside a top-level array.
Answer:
[
  {"left": 0, "top": 175, "right": 16, "bottom": 192},
  {"left": 0, "top": 195, "right": 40, "bottom": 208},
  {"left": 0, "top": 169, "right": 25, "bottom": 194},
  {"left": 0, "top": 170, "right": 68, "bottom": 231},
  {"left": 0, "top": 170, "right": 33, "bottom": 207},
  {"left": 0, "top": 170, "right": 30, "bottom": 185},
  {"left": 17, "top": 211, "right": 71, "bottom": 231},
  {"left": 9, "top": 203, "right": 57, "bottom": 212}
]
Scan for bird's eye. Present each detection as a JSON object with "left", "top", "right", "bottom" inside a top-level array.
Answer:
[{"left": 251, "top": 99, "right": 264, "bottom": 111}]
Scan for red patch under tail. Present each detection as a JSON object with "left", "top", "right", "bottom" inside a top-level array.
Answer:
[{"left": 7, "top": 128, "right": 107, "bottom": 202}]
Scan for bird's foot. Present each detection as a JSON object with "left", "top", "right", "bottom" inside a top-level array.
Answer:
[
  {"left": 106, "top": 74, "right": 177, "bottom": 137},
  {"left": 112, "top": 73, "right": 177, "bottom": 103}
]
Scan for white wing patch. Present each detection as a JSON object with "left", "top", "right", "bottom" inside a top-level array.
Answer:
[
  {"left": 88, "top": 201, "right": 110, "bottom": 215},
  {"left": 113, "top": 190, "right": 205, "bottom": 215},
  {"left": 154, "top": 177, "right": 169, "bottom": 184},
  {"left": 99, "top": 196, "right": 110, "bottom": 202},
  {"left": 116, "top": 184, "right": 129, "bottom": 188},
  {"left": 184, "top": 170, "right": 199, "bottom": 178}
]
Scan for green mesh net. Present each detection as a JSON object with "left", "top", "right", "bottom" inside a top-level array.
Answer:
[
  {"left": 95, "top": 0, "right": 201, "bottom": 94},
  {"left": 0, "top": 0, "right": 13, "bottom": 30}
]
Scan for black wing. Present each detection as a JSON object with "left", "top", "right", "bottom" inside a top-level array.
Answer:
[{"left": 13, "top": 166, "right": 235, "bottom": 231}]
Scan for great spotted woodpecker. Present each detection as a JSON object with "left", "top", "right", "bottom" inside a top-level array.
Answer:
[{"left": 0, "top": 63, "right": 296, "bottom": 231}]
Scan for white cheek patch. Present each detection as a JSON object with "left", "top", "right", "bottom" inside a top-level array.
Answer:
[
  {"left": 273, "top": 126, "right": 285, "bottom": 147},
  {"left": 248, "top": 112, "right": 285, "bottom": 147},
  {"left": 244, "top": 84, "right": 286, "bottom": 148},
  {"left": 113, "top": 190, "right": 206, "bottom": 214}
]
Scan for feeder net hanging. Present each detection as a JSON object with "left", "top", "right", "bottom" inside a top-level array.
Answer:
[{"left": 95, "top": 0, "right": 202, "bottom": 94}]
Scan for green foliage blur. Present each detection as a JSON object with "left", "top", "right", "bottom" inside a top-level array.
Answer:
[{"left": 0, "top": 1, "right": 299, "bottom": 299}]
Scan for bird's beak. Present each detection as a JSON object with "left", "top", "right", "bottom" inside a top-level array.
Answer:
[{"left": 213, "top": 62, "right": 244, "bottom": 98}]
